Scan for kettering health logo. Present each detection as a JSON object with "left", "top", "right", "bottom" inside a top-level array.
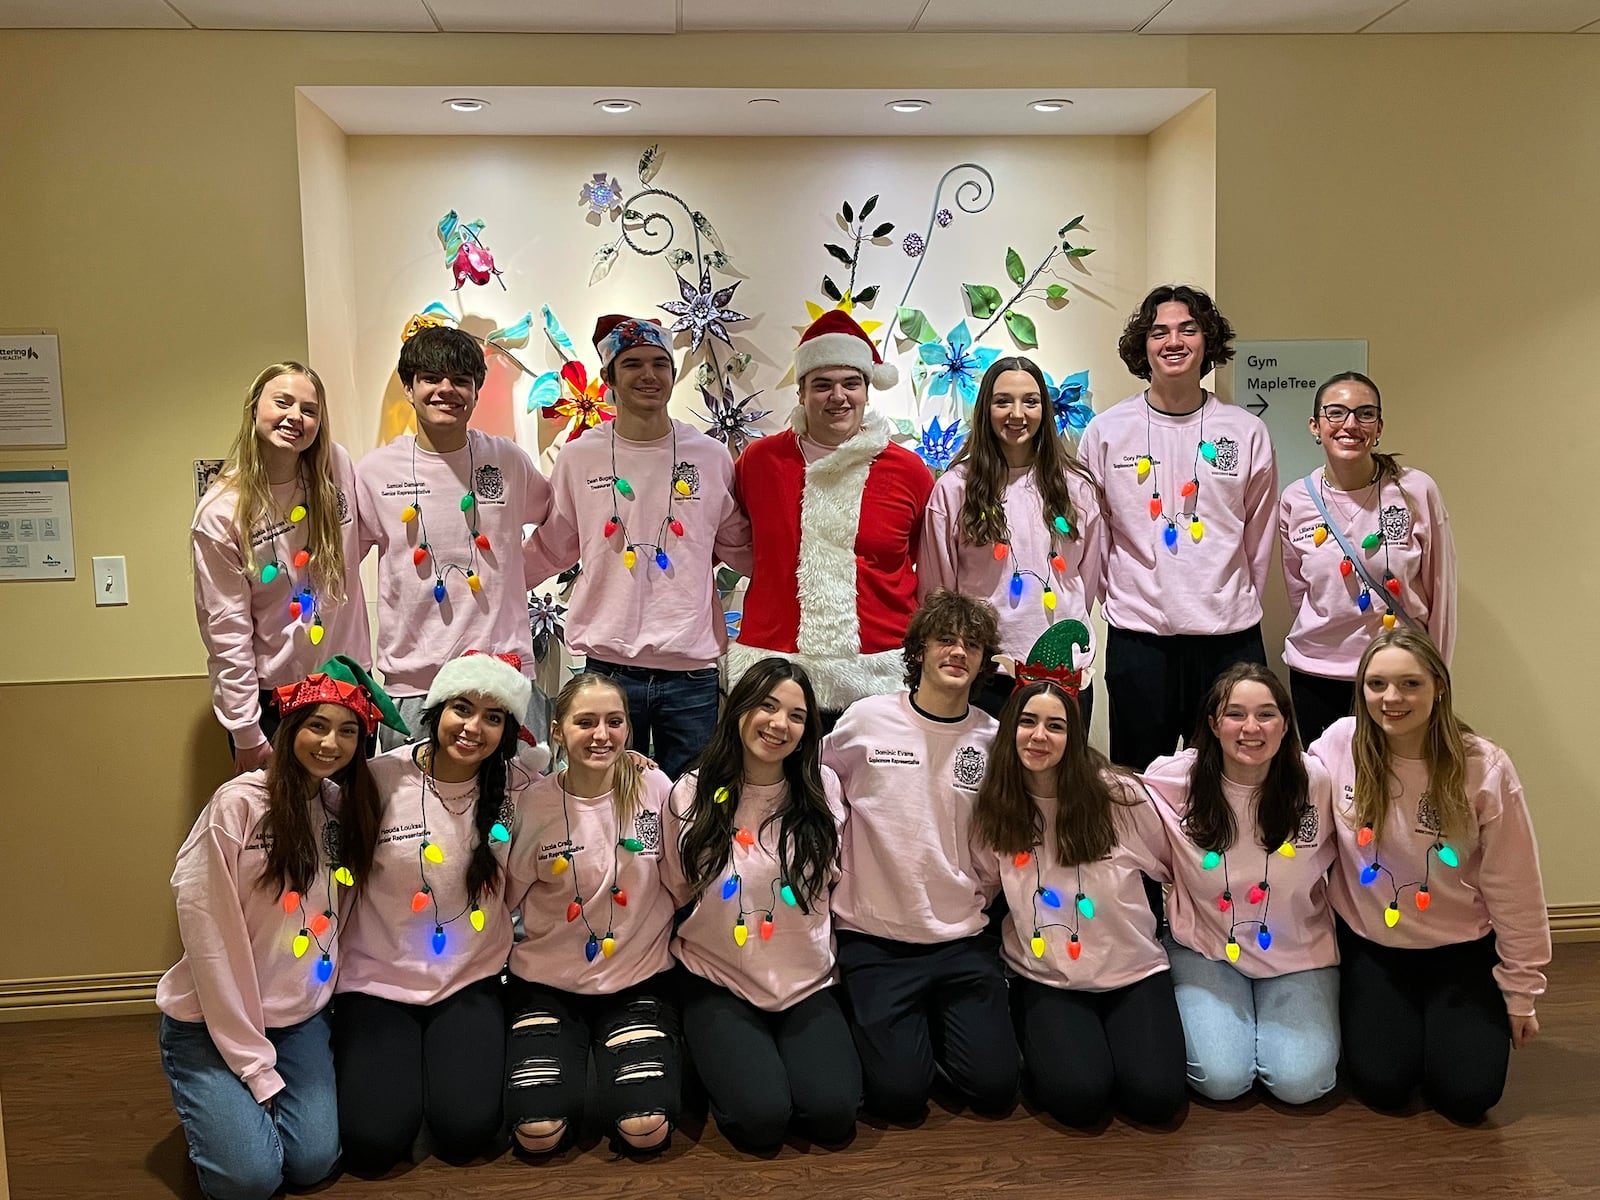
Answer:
[{"left": 0, "top": 346, "right": 40, "bottom": 360}]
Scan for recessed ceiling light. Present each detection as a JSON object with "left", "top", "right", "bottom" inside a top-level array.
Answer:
[
  {"left": 1030, "top": 98, "right": 1072, "bottom": 113},
  {"left": 595, "top": 98, "right": 639, "bottom": 114},
  {"left": 444, "top": 98, "right": 488, "bottom": 113},
  {"left": 887, "top": 99, "right": 930, "bottom": 113},
  {"left": 747, "top": 97, "right": 780, "bottom": 106}
]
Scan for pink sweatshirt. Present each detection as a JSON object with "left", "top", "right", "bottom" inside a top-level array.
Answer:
[
  {"left": 522, "top": 421, "right": 751, "bottom": 670},
  {"left": 918, "top": 463, "right": 1106, "bottom": 665},
  {"left": 1310, "top": 718, "right": 1550, "bottom": 1016},
  {"left": 1076, "top": 393, "right": 1277, "bottom": 636},
  {"left": 356, "top": 430, "right": 552, "bottom": 696},
  {"left": 156, "top": 773, "right": 343, "bottom": 1103},
  {"left": 335, "top": 747, "right": 515, "bottom": 1005},
  {"left": 823, "top": 692, "right": 997, "bottom": 943},
  {"left": 661, "top": 770, "right": 849, "bottom": 1012},
  {"left": 1279, "top": 466, "right": 1457, "bottom": 679},
  {"left": 504, "top": 768, "right": 676, "bottom": 994},
  {"left": 1142, "top": 749, "right": 1339, "bottom": 978},
  {"left": 191, "top": 444, "right": 370, "bottom": 749},
  {"left": 971, "top": 776, "right": 1171, "bottom": 991}
]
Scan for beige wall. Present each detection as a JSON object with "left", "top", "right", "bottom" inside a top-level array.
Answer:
[{"left": 1, "top": 29, "right": 1594, "bottom": 997}]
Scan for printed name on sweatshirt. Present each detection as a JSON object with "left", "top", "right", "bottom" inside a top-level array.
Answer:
[
  {"left": 583, "top": 461, "right": 704, "bottom": 502},
  {"left": 863, "top": 743, "right": 987, "bottom": 793},
  {"left": 1341, "top": 783, "right": 1440, "bottom": 840},
  {"left": 247, "top": 488, "right": 352, "bottom": 551},
  {"left": 377, "top": 463, "right": 509, "bottom": 507},
  {"left": 1289, "top": 504, "right": 1413, "bottom": 549},
  {"left": 378, "top": 819, "right": 426, "bottom": 846}
]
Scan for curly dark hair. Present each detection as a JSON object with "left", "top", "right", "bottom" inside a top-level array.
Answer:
[
  {"left": 901, "top": 588, "right": 1001, "bottom": 691},
  {"left": 398, "top": 325, "right": 488, "bottom": 390},
  {"left": 1116, "top": 284, "right": 1235, "bottom": 381}
]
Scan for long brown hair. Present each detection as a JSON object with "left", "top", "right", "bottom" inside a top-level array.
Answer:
[
  {"left": 949, "top": 356, "right": 1103, "bottom": 548},
  {"left": 674, "top": 658, "right": 839, "bottom": 913},
  {"left": 973, "top": 682, "right": 1136, "bottom": 864},
  {"left": 259, "top": 704, "right": 380, "bottom": 898},
  {"left": 216, "top": 362, "right": 347, "bottom": 602},
  {"left": 552, "top": 673, "right": 643, "bottom": 825},
  {"left": 1351, "top": 629, "right": 1472, "bottom": 842},
  {"left": 1183, "top": 664, "right": 1309, "bottom": 852}
]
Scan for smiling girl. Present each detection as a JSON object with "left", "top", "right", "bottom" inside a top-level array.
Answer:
[
  {"left": 192, "top": 363, "right": 369, "bottom": 772},
  {"left": 1311, "top": 629, "right": 1549, "bottom": 1121},
  {"left": 501, "top": 672, "right": 681, "bottom": 1157},
  {"left": 331, "top": 650, "right": 530, "bottom": 1171},
  {"left": 662, "top": 658, "right": 859, "bottom": 1150},
  {"left": 157, "top": 657, "right": 394, "bottom": 1200},
  {"left": 1141, "top": 664, "right": 1340, "bottom": 1105}
]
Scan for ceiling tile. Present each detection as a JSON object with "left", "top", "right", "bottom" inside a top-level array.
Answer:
[
  {"left": 0, "top": 0, "right": 189, "bottom": 28},
  {"left": 681, "top": 0, "right": 925, "bottom": 30},
  {"left": 172, "top": 0, "right": 435, "bottom": 31},
  {"left": 917, "top": 0, "right": 1168, "bottom": 33},
  {"left": 1364, "top": 0, "right": 1600, "bottom": 32},
  {"left": 1142, "top": 0, "right": 1398, "bottom": 34},
  {"left": 428, "top": 0, "right": 676, "bottom": 32}
]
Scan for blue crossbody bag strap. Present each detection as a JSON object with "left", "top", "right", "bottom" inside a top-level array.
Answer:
[{"left": 1301, "top": 472, "right": 1419, "bottom": 631}]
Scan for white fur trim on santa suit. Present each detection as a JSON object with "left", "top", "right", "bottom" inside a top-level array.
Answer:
[
  {"left": 423, "top": 652, "right": 533, "bottom": 726},
  {"left": 725, "top": 406, "right": 905, "bottom": 713}
]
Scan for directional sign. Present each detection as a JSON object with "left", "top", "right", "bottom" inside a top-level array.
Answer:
[{"left": 1230, "top": 339, "right": 1368, "bottom": 494}]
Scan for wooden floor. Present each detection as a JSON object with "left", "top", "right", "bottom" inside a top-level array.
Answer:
[{"left": 5, "top": 945, "right": 1600, "bottom": 1200}]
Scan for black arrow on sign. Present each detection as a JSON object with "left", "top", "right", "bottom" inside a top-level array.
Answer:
[{"left": 1246, "top": 392, "right": 1269, "bottom": 416}]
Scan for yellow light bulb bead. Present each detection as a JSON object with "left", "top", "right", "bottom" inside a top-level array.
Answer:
[
  {"left": 1136, "top": 456, "right": 1151, "bottom": 481},
  {"left": 401, "top": 504, "right": 418, "bottom": 523},
  {"left": 467, "top": 572, "right": 482, "bottom": 593},
  {"left": 1225, "top": 939, "right": 1241, "bottom": 963},
  {"left": 733, "top": 921, "right": 748, "bottom": 947},
  {"left": 1277, "top": 842, "right": 1297, "bottom": 858},
  {"left": 1385, "top": 905, "right": 1401, "bottom": 928},
  {"left": 1042, "top": 590, "right": 1057, "bottom": 612},
  {"left": 307, "top": 623, "right": 325, "bottom": 646},
  {"left": 551, "top": 854, "right": 570, "bottom": 876},
  {"left": 289, "top": 504, "right": 307, "bottom": 523},
  {"left": 1190, "top": 519, "right": 1204, "bottom": 542},
  {"left": 293, "top": 933, "right": 310, "bottom": 959},
  {"left": 1313, "top": 524, "right": 1328, "bottom": 547},
  {"left": 713, "top": 787, "right": 730, "bottom": 804},
  {"left": 623, "top": 548, "right": 637, "bottom": 569},
  {"left": 1030, "top": 935, "right": 1046, "bottom": 959},
  {"left": 1383, "top": 612, "right": 1397, "bottom": 630},
  {"left": 469, "top": 906, "right": 486, "bottom": 932},
  {"left": 423, "top": 842, "right": 444, "bottom": 865},
  {"left": 601, "top": 936, "right": 617, "bottom": 958},
  {"left": 674, "top": 478, "right": 691, "bottom": 496},
  {"left": 333, "top": 866, "right": 354, "bottom": 887}
]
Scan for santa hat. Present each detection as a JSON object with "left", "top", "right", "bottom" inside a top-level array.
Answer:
[
  {"left": 793, "top": 310, "right": 898, "bottom": 391},
  {"left": 274, "top": 655, "right": 407, "bottom": 737},
  {"left": 424, "top": 650, "right": 533, "bottom": 726},
  {"left": 593, "top": 314, "right": 676, "bottom": 378}
]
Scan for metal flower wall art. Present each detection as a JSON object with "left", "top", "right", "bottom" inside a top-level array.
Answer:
[
  {"left": 438, "top": 210, "right": 505, "bottom": 290},
  {"left": 526, "top": 307, "right": 616, "bottom": 443}
]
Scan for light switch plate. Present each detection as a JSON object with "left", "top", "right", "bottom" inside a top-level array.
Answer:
[{"left": 93, "top": 556, "right": 128, "bottom": 606}]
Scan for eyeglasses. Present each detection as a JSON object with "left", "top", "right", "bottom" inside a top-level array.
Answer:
[{"left": 1319, "top": 405, "right": 1381, "bottom": 426}]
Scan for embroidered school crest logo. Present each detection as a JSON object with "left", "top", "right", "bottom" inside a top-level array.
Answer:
[
  {"left": 952, "top": 746, "right": 985, "bottom": 789},
  {"left": 1296, "top": 806, "right": 1319, "bottom": 846},
  {"left": 1211, "top": 437, "right": 1239, "bottom": 473},
  {"left": 1416, "top": 790, "right": 1442, "bottom": 836},
  {"left": 474, "top": 463, "right": 506, "bottom": 501},
  {"left": 632, "top": 810, "right": 662, "bottom": 852},
  {"left": 1379, "top": 504, "right": 1411, "bottom": 543},
  {"left": 323, "top": 817, "right": 343, "bottom": 867},
  {"left": 673, "top": 461, "right": 700, "bottom": 498},
  {"left": 336, "top": 488, "right": 350, "bottom": 522}
]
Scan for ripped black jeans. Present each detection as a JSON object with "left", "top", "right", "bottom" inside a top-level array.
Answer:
[{"left": 503, "top": 973, "right": 683, "bottom": 1154}]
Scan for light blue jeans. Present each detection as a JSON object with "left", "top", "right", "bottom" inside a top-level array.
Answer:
[
  {"left": 159, "top": 1009, "right": 340, "bottom": 1200},
  {"left": 1164, "top": 937, "right": 1339, "bottom": 1105}
]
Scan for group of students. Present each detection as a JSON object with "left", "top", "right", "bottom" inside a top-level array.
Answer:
[{"left": 162, "top": 283, "right": 1546, "bottom": 1198}]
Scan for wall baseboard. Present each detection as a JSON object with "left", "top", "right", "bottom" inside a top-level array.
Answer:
[{"left": 4, "top": 909, "right": 1598, "bottom": 1022}]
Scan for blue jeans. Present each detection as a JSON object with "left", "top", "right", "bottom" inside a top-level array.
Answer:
[
  {"left": 1164, "top": 937, "right": 1340, "bottom": 1105},
  {"left": 584, "top": 659, "right": 719, "bottom": 780},
  {"left": 158, "top": 1009, "right": 340, "bottom": 1200}
]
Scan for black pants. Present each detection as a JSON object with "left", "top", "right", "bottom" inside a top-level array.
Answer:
[
  {"left": 1104, "top": 624, "right": 1267, "bottom": 771},
  {"left": 835, "top": 931, "right": 1019, "bottom": 1121},
  {"left": 1290, "top": 667, "right": 1357, "bottom": 747},
  {"left": 973, "top": 675, "right": 1096, "bottom": 730},
  {"left": 1011, "top": 972, "right": 1186, "bottom": 1126},
  {"left": 1337, "top": 921, "right": 1511, "bottom": 1122},
  {"left": 332, "top": 976, "right": 506, "bottom": 1172},
  {"left": 504, "top": 974, "right": 683, "bottom": 1153},
  {"left": 681, "top": 972, "right": 861, "bottom": 1150}
]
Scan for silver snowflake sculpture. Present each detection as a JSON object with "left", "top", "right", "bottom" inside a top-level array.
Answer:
[
  {"left": 660, "top": 266, "right": 749, "bottom": 352},
  {"left": 527, "top": 591, "right": 568, "bottom": 663},
  {"left": 695, "top": 381, "right": 769, "bottom": 454},
  {"left": 580, "top": 172, "right": 623, "bottom": 217}
]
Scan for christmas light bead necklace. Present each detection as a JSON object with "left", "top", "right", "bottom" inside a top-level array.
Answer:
[
  {"left": 399, "top": 435, "right": 490, "bottom": 605},
  {"left": 1313, "top": 468, "right": 1404, "bottom": 628},
  {"left": 1355, "top": 794, "right": 1459, "bottom": 927},
  {"left": 601, "top": 422, "right": 690, "bottom": 574},
  {"left": 1137, "top": 393, "right": 1212, "bottom": 549},
  {"left": 1013, "top": 843, "right": 1096, "bottom": 963},
  {"left": 410, "top": 750, "right": 505, "bottom": 955},
  {"left": 281, "top": 796, "right": 350, "bottom": 985},
  {"left": 255, "top": 469, "right": 326, "bottom": 645},
  {"left": 548, "top": 771, "right": 645, "bottom": 963},
  {"left": 715, "top": 802, "right": 799, "bottom": 946},
  {"left": 1196, "top": 833, "right": 1299, "bottom": 961},
  {"left": 979, "top": 487, "right": 1073, "bottom": 616}
]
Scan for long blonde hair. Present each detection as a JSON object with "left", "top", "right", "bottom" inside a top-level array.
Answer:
[
  {"left": 552, "top": 672, "right": 642, "bottom": 825},
  {"left": 1351, "top": 629, "right": 1471, "bottom": 841},
  {"left": 217, "top": 362, "right": 346, "bottom": 602}
]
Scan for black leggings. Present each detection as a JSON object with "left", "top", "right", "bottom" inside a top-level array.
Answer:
[
  {"left": 1289, "top": 667, "right": 1357, "bottom": 747},
  {"left": 332, "top": 977, "right": 506, "bottom": 1172},
  {"left": 1011, "top": 972, "right": 1187, "bottom": 1126},
  {"left": 1337, "top": 921, "right": 1511, "bottom": 1122},
  {"left": 835, "top": 931, "right": 1019, "bottom": 1121},
  {"left": 504, "top": 974, "right": 683, "bottom": 1155},
  {"left": 681, "top": 972, "right": 861, "bottom": 1150}
]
